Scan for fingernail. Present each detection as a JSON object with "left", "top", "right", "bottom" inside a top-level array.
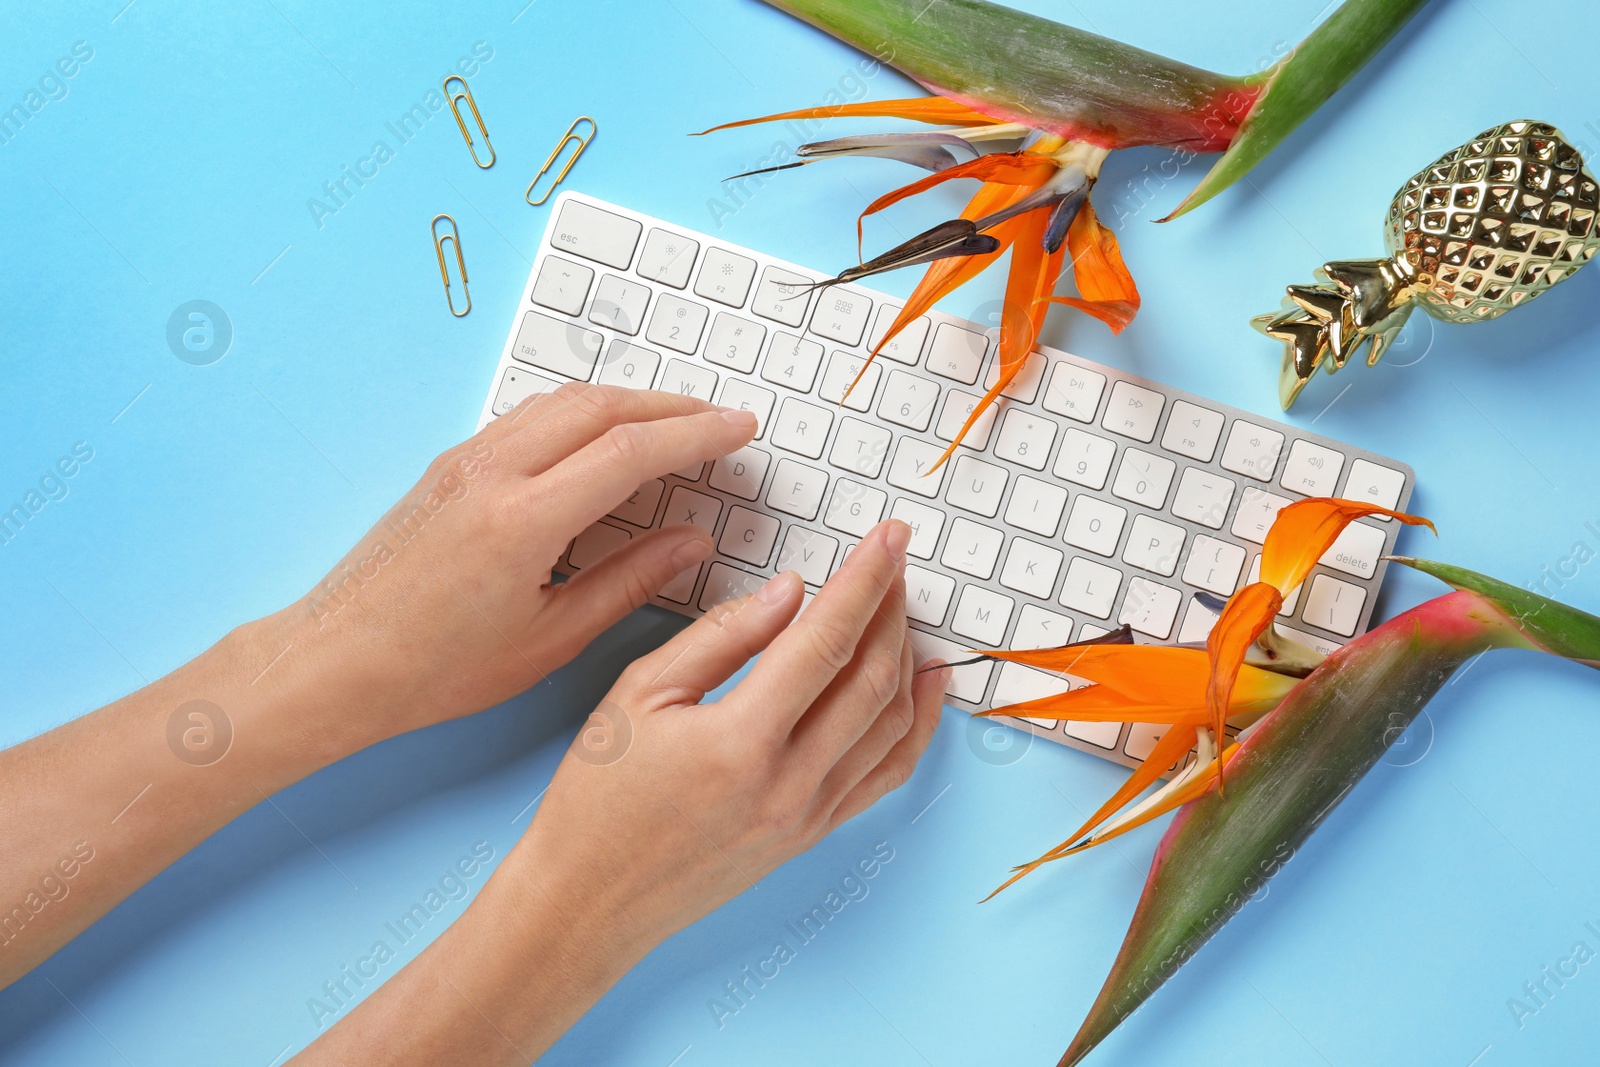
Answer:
[
  {"left": 720, "top": 409, "right": 759, "bottom": 431},
  {"left": 884, "top": 519, "right": 911, "bottom": 562},
  {"left": 757, "top": 570, "right": 797, "bottom": 604},
  {"left": 670, "top": 534, "right": 713, "bottom": 570}
]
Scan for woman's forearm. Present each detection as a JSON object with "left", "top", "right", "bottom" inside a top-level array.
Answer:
[{"left": 0, "top": 608, "right": 373, "bottom": 988}]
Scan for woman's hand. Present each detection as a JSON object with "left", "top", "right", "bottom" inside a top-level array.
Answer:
[
  {"left": 273, "top": 383, "right": 758, "bottom": 747},
  {"left": 291, "top": 519, "right": 949, "bottom": 1065}
]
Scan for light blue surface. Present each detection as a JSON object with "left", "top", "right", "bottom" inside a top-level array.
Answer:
[{"left": 3, "top": 1, "right": 1598, "bottom": 1064}]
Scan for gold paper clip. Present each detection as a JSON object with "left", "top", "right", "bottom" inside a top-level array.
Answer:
[
  {"left": 443, "top": 75, "right": 495, "bottom": 169},
  {"left": 526, "top": 116, "right": 597, "bottom": 206},
  {"left": 431, "top": 214, "right": 470, "bottom": 317}
]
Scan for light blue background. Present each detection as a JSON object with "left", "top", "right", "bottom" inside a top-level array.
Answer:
[{"left": 2, "top": 1, "right": 1598, "bottom": 1064}]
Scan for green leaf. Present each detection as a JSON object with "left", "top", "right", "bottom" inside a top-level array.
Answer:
[
  {"left": 1394, "top": 556, "right": 1600, "bottom": 666},
  {"left": 1159, "top": 0, "right": 1431, "bottom": 220}
]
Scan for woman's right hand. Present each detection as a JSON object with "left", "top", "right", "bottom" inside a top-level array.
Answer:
[{"left": 509, "top": 517, "right": 947, "bottom": 963}]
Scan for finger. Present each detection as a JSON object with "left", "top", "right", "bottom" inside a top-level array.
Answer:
[
  {"left": 623, "top": 571, "right": 805, "bottom": 709},
  {"left": 813, "top": 627, "right": 916, "bottom": 808},
  {"left": 737, "top": 520, "right": 911, "bottom": 729},
  {"left": 532, "top": 408, "right": 759, "bottom": 533},
  {"left": 553, "top": 525, "right": 716, "bottom": 648},
  {"left": 497, "top": 384, "right": 722, "bottom": 475},
  {"left": 788, "top": 552, "right": 907, "bottom": 770},
  {"left": 829, "top": 660, "right": 947, "bottom": 829}
]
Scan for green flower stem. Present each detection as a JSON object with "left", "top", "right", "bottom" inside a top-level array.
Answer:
[{"left": 1161, "top": 0, "right": 1430, "bottom": 219}]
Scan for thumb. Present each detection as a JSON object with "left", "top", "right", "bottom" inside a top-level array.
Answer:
[
  {"left": 626, "top": 570, "right": 804, "bottom": 708},
  {"left": 556, "top": 525, "right": 714, "bottom": 641}
]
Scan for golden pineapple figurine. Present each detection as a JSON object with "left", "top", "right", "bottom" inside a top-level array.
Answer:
[{"left": 1257, "top": 120, "right": 1600, "bottom": 409}]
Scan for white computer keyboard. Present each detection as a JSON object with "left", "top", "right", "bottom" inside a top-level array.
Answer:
[{"left": 478, "top": 192, "right": 1416, "bottom": 770}]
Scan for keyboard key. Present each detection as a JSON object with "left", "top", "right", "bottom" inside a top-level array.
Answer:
[
  {"left": 1178, "top": 597, "right": 1220, "bottom": 644},
  {"left": 1000, "top": 537, "right": 1064, "bottom": 599},
  {"left": 887, "top": 438, "right": 948, "bottom": 498},
  {"left": 1011, "top": 603, "right": 1074, "bottom": 649},
  {"left": 1065, "top": 717, "right": 1123, "bottom": 750},
  {"left": 1042, "top": 360, "right": 1106, "bottom": 423},
  {"left": 925, "top": 323, "right": 987, "bottom": 384},
  {"left": 1220, "top": 420, "right": 1285, "bottom": 481},
  {"left": 708, "top": 445, "right": 772, "bottom": 500},
  {"left": 818, "top": 351, "right": 882, "bottom": 411},
  {"left": 878, "top": 369, "right": 940, "bottom": 431},
  {"left": 703, "top": 313, "right": 766, "bottom": 373},
  {"left": 1122, "top": 514, "right": 1185, "bottom": 577},
  {"left": 945, "top": 455, "right": 1008, "bottom": 518},
  {"left": 751, "top": 266, "right": 813, "bottom": 326},
  {"left": 1160, "top": 400, "right": 1225, "bottom": 462},
  {"left": 1279, "top": 439, "right": 1345, "bottom": 497},
  {"left": 907, "top": 629, "right": 991, "bottom": 702},
  {"left": 1124, "top": 723, "right": 1171, "bottom": 761},
  {"left": 1053, "top": 427, "right": 1116, "bottom": 490},
  {"left": 492, "top": 366, "right": 559, "bottom": 416},
  {"left": 867, "top": 306, "right": 930, "bottom": 365},
  {"left": 694, "top": 247, "right": 757, "bottom": 307},
  {"left": 635, "top": 227, "right": 698, "bottom": 288},
  {"left": 609, "top": 479, "right": 665, "bottom": 527},
  {"left": 765, "top": 458, "right": 828, "bottom": 519},
  {"left": 1004, "top": 475, "right": 1068, "bottom": 537},
  {"left": 1119, "top": 576, "right": 1181, "bottom": 639},
  {"left": 1342, "top": 458, "right": 1407, "bottom": 519},
  {"left": 1063, "top": 496, "right": 1127, "bottom": 556},
  {"left": 951, "top": 585, "right": 1015, "bottom": 646},
  {"left": 587, "top": 273, "right": 650, "bottom": 335},
  {"left": 935, "top": 390, "right": 998, "bottom": 449},
  {"left": 700, "top": 561, "right": 766, "bottom": 611},
  {"left": 552, "top": 200, "right": 641, "bottom": 269},
  {"left": 941, "top": 516, "right": 1004, "bottom": 579},
  {"left": 1170, "top": 467, "right": 1235, "bottom": 529},
  {"left": 1101, "top": 380, "right": 1164, "bottom": 442},
  {"left": 983, "top": 351, "right": 1046, "bottom": 405},
  {"left": 719, "top": 506, "right": 780, "bottom": 566},
  {"left": 532, "top": 255, "right": 595, "bottom": 316},
  {"left": 993, "top": 409, "right": 1056, "bottom": 470},
  {"left": 828, "top": 417, "right": 891, "bottom": 478},
  {"left": 596, "top": 339, "right": 660, "bottom": 388},
  {"left": 1183, "top": 534, "right": 1246, "bottom": 595},
  {"left": 761, "top": 333, "right": 824, "bottom": 392},
  {"left": 568, "top": 521, "right": 630, "bottom": 569},
  {"left": 904, "top": 565, "right": 956, "bottom": 626},
  {"left": 1059, "top": 556, "right": 1122, "bottom": 618},
  {"left": 824, "top": 479, "right": 887, "bottom": 537},
  {"left": 1231, "top": 486, "right": 1293, "bottom": 544},
  {"left": 1303, "top": 574, "right": 1366, "bottom": 636},
  {"left": 717, "top": 379, "right": 775, "bottom": 437},
  {"left": 663, "top": 486, "right": 721, "bottom": 533},
  {"left": 511, "top": 310, "right": 604, "bottom": 380},
  {"left": 889, "top": 498, "right": 944, "bottom": 559},
  {"left": 809, "top": 289, "right": 872, "bottom": 346},
  {"left": 1318, "top": 520, "right": 1386, "bottom": 579},
  {"left": 657, "top": 358, "right": 718, "bottom": 401},
  {"left": 646, "top": 294, "right": 709, "bottom": 355},
  {"left": 770, "top": 397, "right": 834, "bottom": 458},
  {"left": 992, "top": 662, "right": 1070, "bottom": 725},
  {"left": 1111, "top": 448, "right": 1176, "bottom": 509},
  {"left": 658, "top": 562, "right": 702, "bottom": 604},
  {"left": 777, "top": 526, "right": 839, "bottom": 586}
]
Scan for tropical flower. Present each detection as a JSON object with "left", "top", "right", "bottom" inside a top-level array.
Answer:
[
  {"left": 960, "top": 498, "right": 1600, "bottom": 1065},
  {"left": 703, "top": 0, "right": 1430, "bottom": 459}
]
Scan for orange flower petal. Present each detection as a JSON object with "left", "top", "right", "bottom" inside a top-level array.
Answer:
[
  {"left": 694, "top": 96, "right": 1004, "bottom": 136},
  {"left": 1204, "top": 582, "right": 1282, "bottom": 784},
  {"left": 1048, "top": 200, "right": 1141, "bottom": 333},
  {"left": 855, "top": 153, "right": 1055, "bottom": 257},
  {"left": 1259, "top": 497, "right": 1435, "bottom": 594}
]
